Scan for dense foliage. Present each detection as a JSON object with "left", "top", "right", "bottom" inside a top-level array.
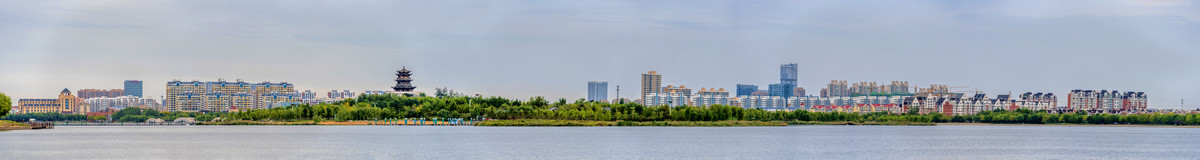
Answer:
[
  {"left": 229, "top": 94, "right": 939, "bottom": 123},
  {"left": 1, "top": 112, "right": 87, "bottom": 122},
  {"left": 0, "top": 108, "right": 222, "bottom": 122},
  {"left": 0, "top": 92, "right": 10, "bottom": 116},
  {"left": 950, "top": 109, "right": 1200, "bottom": 125},
  {"left": 110, "top": 108, "right": 222, "bottom": 122}
]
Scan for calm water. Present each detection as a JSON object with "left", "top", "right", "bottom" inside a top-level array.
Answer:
[{"left": 1, "top": 125, "right": 1198, "bottom": 159}]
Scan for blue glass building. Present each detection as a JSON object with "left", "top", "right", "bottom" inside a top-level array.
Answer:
[
  {"left": 736, "top": 84, "right": 758, "bottom": 96},
  {"left": 768, "top": 83, "right": 795, "bottom": 98},
  {"left": 780, "top": 63, "right": 798, "bottom": 86},
  {"left": 588, "top": 81, "right": 608, "bottom": 102},
  {"left": 124, "top": 80, "right": 143, "bottom": 98}
]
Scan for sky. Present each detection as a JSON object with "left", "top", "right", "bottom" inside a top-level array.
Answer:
[{"left": 1, "top": 0, "right": 1199, "bottom": 108}]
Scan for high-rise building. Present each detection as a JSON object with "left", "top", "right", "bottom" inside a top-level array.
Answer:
[
  {"left": 165, "top": 79, "right": 300, "bottom": 112},
  {"left": 641, "top": 71, "right": 662, "bottom": 105},
  {"left": 780, "top": 63, "right": 798, "bottom": 86},
  {"left": 587, "top": 81, "right": 608, "bottom": 102},
  {"left": 17, "top": 89, "right": 89, "bottom": 114},
  {"left": 77, "top": 89, "right": 125, "bottom": 99},
  {"left": 736, "top": 84, "right": 758, "bottom": 97},
  {"left": 124, "top": 80, "right": 143, "bottom": 97},
  {"left": 768, "top": 83, "right": 795, "bottom": 98}
]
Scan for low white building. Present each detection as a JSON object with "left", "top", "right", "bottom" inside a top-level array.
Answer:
[{"left": 84, "top": 96, "right": 161, "bottom": 112}]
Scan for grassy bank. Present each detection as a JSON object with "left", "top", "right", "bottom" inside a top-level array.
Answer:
[
  {"left": 786, "top": 121, "right": 936, "bottom": 126},
  {"left": 474, "top": 119, "right": 786, "bottom": 127},
  {"left": 0, "top": 120, "right": 29, "bottom": 127},
  {"left": 0, "top": 120, "right": 33, "bottom": 130}
]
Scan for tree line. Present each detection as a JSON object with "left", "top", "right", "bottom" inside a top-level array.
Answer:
[
  {"left": 228, "top": 94, "right": 943, "bottom": 123},
  {"left": 1, "top": 108, "right": 222, "bottom": 122},
  {"left": 949, "top": 108, "right": 1200, "bottom": 125}
]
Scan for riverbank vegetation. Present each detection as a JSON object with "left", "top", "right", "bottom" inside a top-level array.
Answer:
[
  {"left": 1, "top": 112, "right": 88, "bottom": 122},
  {"left": 0, "top": 120, "right": 27, "bottom": 127},
  {"left": 474, "top": 119, "right": 787, "bottom": 126},
  {"left": 948, "top": 109, "right": 1200, "bottom": 125},
  {"left": 8, "top": 93, "right": 1198, "bottom": 127},
  {"left": 1, "top": 108, "right": 223, "bottom": 123},
  {"left": 226, "top": 94, "right": 940, "bottom": 126}
]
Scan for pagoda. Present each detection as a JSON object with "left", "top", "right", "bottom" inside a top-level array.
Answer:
[{"left": 392, "top": 66, "right": 416, "bottom": 92}]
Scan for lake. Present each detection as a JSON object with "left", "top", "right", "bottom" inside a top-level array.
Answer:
[{"left": 1, "top": 125, "right": 1197, "bottom": 159}]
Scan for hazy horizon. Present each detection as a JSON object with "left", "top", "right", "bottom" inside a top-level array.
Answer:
[{"left": 2, "top": 1, "right": 1199, "bottom": 108}]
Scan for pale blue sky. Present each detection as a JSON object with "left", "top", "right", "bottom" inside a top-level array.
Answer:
[{"left": 1, "top": 0, "right": 1198, "bottom": 108}]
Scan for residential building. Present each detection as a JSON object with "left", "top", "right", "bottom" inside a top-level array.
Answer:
[
  {"left": 693, "top": 88, "right": 731, "bottom": 106},
  {"left": 736, "top": 84, "right": 758, "bottom": 97},
  {"left": 328, "top": 90, "right": 356, "bottom": 100},
  {"left": 903, "top": 91, "right": 1058, "bottom": 116},
  {"left": 644, "top": 92, "right": 689, "bottom": 107},
  {"left": 164, "top": 79, "right": 300, "bottom": 112},
  {"left": 84, "top": 96, "right": 161, "bottom": 112},
  {"left": 738, "top": 95, "right": 787, "bottom": 109},
  {"left": 1067, "top": 90, "right": 1147, "bottom": 113},
  {"left": 124, "top": 80, "right": 143, "bottom": 97},
  {"left": 17, "top": 89, "right": 89, "bottom": 114},
  {"left": 588, "top": 81, "right": 608, "bottom": 102},
  {"left": 1018, "top": 92, "right": 1057, "bottom": 111},
  {"left": 298, "top": 90, "right": 317, "bottom": 101},
  {"left": 363, "top": 91, "right": 391, "bottom": 95},
  {"left": 641, "top": 71, "right": 662, "bottom": 105},
  {"left": 824, "top": 80, "right": 850, "bottom": 97},
  {"left": 662, "top": 85, "right": 692, "bottom": 97},
  {"left": 77, "top": 89, "right": 125, "bottom": 99}
]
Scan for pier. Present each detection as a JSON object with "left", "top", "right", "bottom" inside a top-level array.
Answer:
[{"left": 374, "top": 118, "right": 474, "bottom": 126}]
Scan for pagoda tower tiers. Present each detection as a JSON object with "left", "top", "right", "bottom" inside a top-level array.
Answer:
[{"left": 393, "top": 66, "right": 416, "bottom": 92}]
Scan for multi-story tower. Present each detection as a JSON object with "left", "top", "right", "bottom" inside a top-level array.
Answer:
[
  {"left": 78, "top": 89, "right": 125, "bottom": 99},
  {"left": 780, "top": 63, "right": 798, "bottom": 86},
  {"left": 587, "top": 81, "right": 608, "bottom": 102},
  {"left": 641, "top": 71, "right": 662, "bottom": 105},
  {"left": 124, "top": 80, "right": 143, "bottom": 97},
  {"left": 393, "top": 67, "right": 416, "bottom": 92},
  {"left": 736, "top": 84, "right": 758, "bottom": 97}
]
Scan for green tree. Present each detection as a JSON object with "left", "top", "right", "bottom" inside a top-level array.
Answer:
[
  {"left": 88, "top": 115, "right": 107, "bottom": 121},
  {"left": 0, "top": 92, "right": 10, "bottom": 116}
]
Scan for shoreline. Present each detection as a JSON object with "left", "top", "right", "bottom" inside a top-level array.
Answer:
[
  {"left": 30, "top": 120, "right": 1200, "bottom": 128},
  {"left": 937, "top": 122, "right": 1200, "bottom": 128}
]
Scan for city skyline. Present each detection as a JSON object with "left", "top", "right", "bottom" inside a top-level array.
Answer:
[{"left": 2, "top": 1, "right": 1199, "bottom": 108}]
